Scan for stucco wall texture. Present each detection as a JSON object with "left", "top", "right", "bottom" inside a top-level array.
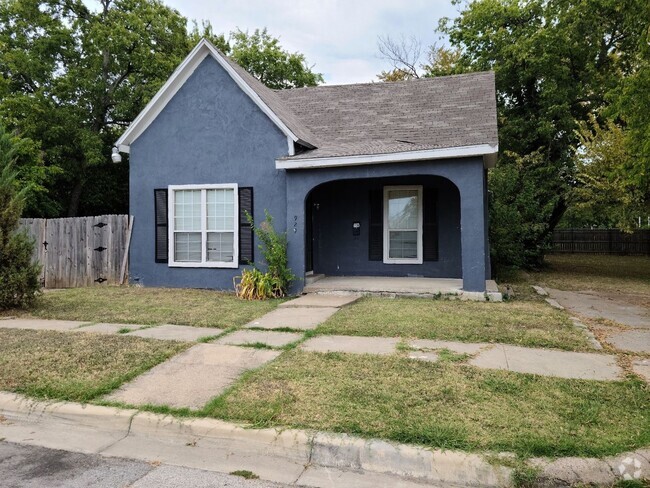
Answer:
[{"left": 129, "top": 56, "right": 490, "bottom": 293}]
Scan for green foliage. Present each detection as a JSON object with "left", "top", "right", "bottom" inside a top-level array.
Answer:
[
  {"left": 0, "top": 0, "right": 190, "bottom": 217},
  {"left": 436, "top": 0, "right": 647, "bottom": 267},
  {"left": 0, "top": 125, "right": 41, "bottom": 309},
  {"left": 562, "top": 116, "right": 648, "bottom": 229},
  {"left": 193, "top": 26, "right": 324, "bottom": 89},
  {"left": 236, "top": 211, "right": 294, "bottom": 300}
]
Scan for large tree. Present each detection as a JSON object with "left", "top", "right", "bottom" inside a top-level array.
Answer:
[
  {"left": 435, "top": 0, "right": 647, "bottom": 267},
  {"left": 0, "top": 0, "right": 190, "bottom": 217}
]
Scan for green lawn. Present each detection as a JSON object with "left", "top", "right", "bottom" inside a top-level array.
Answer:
[
  {"left": 0, "top": 328, "right": 188, "bottom": 402},
  {"left": 206, "top": 350, "right": 650, "bottom": 458},
  {"left": 17, "top": 286, "right": 282, "bottom": 328},
  {"left": 316, "top": 296, "right": 591, "bottom": 351}
]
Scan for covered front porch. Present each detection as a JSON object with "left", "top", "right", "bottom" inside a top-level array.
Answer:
[
  {"left": 303, "top": 275, "right": 501, "bottom": 301},
  {"left": 285, "top": 158, "right": 492, "bottom": 295}
]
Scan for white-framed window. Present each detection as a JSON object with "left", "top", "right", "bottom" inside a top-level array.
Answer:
[
  {"left": 168, "top": 184, "right": 239, "bottom": 268},
  {"left": 383, "top": 185, "right": 423, "bottom": 264}
]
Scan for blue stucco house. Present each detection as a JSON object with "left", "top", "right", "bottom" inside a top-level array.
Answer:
[{"left": 115, "top": 39, "right": 499, "bottom": 295}]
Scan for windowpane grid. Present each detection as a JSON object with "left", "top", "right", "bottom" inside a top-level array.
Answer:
[
  {"left": 174, "top": 232, "right": 201, "bottom": 262},
  {"left": 388, "top": 230, "right": 418, "bottom": 259},
  {"left": 171, "top": 186, "right": 237, "bottom": 266},
  {"left": 384, "top": 186, "right": 421, "bottom": 262},
  {"left": 207, "top": 232, "right": 234, "bottom": 262},
  {"left": 387, "top": 190, "right": 418, "bottom": 230}
]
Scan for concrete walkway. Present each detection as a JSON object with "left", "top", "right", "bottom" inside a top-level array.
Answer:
[
  {"left": 105, "top": 344, "right": 280, "bottom": 409},
  {"left": 244, "top": 294, "right": 360, "bottom": 330},
  {"left": 542, "top": 287, "right": 650, "bottom": 357},
  {"left": 299, "top": 335, "right": 623, "bottom": 381}
]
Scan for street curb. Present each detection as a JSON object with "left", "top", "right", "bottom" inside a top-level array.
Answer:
[
  {"left": 0, "top": 392, "right": 511, "bottom": 487},
  {"left": 2, "top": 392, "right": 649, "bottom": 486}
]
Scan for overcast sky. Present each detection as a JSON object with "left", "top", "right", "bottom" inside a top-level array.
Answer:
[{"left": 163, "top": 0, "right": 458, "bottom": 85}]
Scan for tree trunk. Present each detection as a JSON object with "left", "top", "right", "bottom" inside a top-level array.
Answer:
[{"left": 67, "top": 177, "right": 84, "bottom": 217}]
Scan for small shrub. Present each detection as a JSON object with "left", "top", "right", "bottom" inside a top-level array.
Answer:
[
  {"left": 235, "top": 211, "right": 294, "bottom": 300},
  {"left": 0, "top": 126, "right": 41, "bottom": 310}
]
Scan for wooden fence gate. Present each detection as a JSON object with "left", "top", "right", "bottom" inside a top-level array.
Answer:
[{"left": 19, "top": 215, "right": 133, "bottom": 288}]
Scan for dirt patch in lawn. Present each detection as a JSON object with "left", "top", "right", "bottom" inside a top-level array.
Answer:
[
  {"left": 315, "top": 296, "right": 591, "bottom": 351},
  {"left": 14, "top": 286, "right": 282, "bottom": 328},
  {"left": 206, "top": 350, "right": 650, "bottom": 458},
  {"left": 0, "top": 329, "right": 188, "bottom": 402}
]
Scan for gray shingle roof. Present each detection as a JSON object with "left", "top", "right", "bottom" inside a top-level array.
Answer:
[{"left": 273, "top": 71, "right": 498, "bottom": 160}]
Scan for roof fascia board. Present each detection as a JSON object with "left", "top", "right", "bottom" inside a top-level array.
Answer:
[
  {"left": 275, "top": 144, "right": 499, "bottom": 170},
  {"left": 115, "top": 39, "right": 300, "bottom": 151}
]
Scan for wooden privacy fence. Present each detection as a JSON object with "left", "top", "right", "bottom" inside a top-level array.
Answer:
[
  {"left": 19, "top": 215, "right": 133, "bottom": 288},
  {"left": 552, "top": 228, "right": 650, "bottom": 255}
]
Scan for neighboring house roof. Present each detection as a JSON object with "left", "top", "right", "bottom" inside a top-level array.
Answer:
[{"left": 116, "top": 39, "right": 498, "bottom": 168}]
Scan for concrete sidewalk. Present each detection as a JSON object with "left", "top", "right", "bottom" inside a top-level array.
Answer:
[
  {"left": 299, "top": 336, "right": 623, "bottom": 381},
  {"left": 2, "top": 392, "right": 649, "bottom": 487}
]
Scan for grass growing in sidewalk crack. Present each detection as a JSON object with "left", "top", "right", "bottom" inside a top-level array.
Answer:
[{"left": 230, "top": 470, "right": 259, "bottom": 480}]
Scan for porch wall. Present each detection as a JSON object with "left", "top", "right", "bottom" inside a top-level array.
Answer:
[
  {"left": 309, "top": 176, "right": 461, "bottom": 278},
  {"left": 286, "top": 157, "right": 489, "bottom": 293}
]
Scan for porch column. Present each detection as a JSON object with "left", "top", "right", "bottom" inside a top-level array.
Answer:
[
  {"left": 285, "top": 174, "right": 307, "bottom": 295},
  {"left": 459, "top": 173, "right": 487, "bottom": 292}
]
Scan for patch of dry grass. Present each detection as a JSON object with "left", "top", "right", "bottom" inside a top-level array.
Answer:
[
  {"left": 501, "top": 254, "right": 650, "bottom": 307},
  {"left": 20, "top": 286, "right": 282, "bottom": 328},
  {"left": 0, "top": 328, "right": 188, "bottom": 401},
  {"left": 316, "top": 296, "right": 591, "bottom": 351},
  {"left": 205, "top": 350, "right": 650, "bottom": 458}
]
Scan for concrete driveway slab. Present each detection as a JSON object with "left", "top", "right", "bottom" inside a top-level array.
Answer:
[
  {"left": 547, "top": 288, "right": 649, "bottom": 328},
  {"left": 215, "top": 330, "right": 303, "bottom": 348},
  {"left": 71, "top": 323, "right": 144, "bottom": 335},
  {"left": 607, "top": 329, "right": 650, "bottom": 353},
  {"left": 470, "top": 345, "right": 621, "bottom": 380},
  {"left": 0, "top": 318, "right": 88, "bottom": 331},
  {"left": 409, "top": 339, "right": 485, "bottom": 355},
  {"left": 245, "top": 307, "right": 339, "bottom": 330},
  {"left": 126, "top": 324, "right": 221, "bottom": 342},
  {"left": 104, "top": 344, "right": 279, "bottom": 409},
  {"left": 279, "top": 294, "right": 361, "bottom": 308},
  {"left": 301, "top": 335, "right": 399, "bottom": 355}
]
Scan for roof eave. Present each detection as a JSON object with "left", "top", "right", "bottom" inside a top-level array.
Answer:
[{"left": 275, "top": 144, "right": 499, "bottom": 170}]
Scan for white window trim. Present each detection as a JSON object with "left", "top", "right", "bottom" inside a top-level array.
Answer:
[
  {"left": 383, "top": 185, "right": 423, "bottom": 265},
  {"left": 168, "top": 184, "right": 239, "bottom": 268}
]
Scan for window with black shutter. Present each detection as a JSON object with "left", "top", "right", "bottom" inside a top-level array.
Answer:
[
  {"left": 368, "top": 189, "right": 383, "bottom": 261},
  {"left": 154, "top": 189, "right": 168, "bottom": 263},
  {"left": 239, "top": 187, "right": 254, "bottom": 264},
  {"left": 423, "top": 189, "right": 439, "bottom": 261}
]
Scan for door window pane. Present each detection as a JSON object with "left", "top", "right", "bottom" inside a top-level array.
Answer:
[
  {"left": 207, "top": 232, "right": 234, "bottom": 262},
  {"left": 388, "top": 230, "right": 418, "bottom": 259},
  {"left": 174, "top": 232, "right": 201, "bottom": 262},
  {"left": 387, "top": 189, "right": 418, "bottom": 230}
]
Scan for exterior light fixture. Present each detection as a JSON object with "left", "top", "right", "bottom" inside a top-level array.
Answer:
[{"left": 111, "top": 147, "right": 122, "bottom": 164}]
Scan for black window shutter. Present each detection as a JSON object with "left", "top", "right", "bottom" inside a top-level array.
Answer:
[
  {"left": 239, "top": 187, "right": 254, "bottom": 265},
  {"left": 154, "top": 189, "right": 168, "bottom": 263},
  {"left": 423, "top": 189, "right": 439, "bottom": 261},
  {"left": 369, "top": 189, "right": 383, "bottom": 261}
]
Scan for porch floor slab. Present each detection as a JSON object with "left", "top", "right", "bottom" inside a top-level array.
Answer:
[
  {"left": 244, "top": 307, "right": 339, "bottom": 331},
  {"left": 300, "top": 335, "right": 400, "bottom": 355},
  {"left": 303, "top": 276, "right": 499, "bottom": 299}
]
